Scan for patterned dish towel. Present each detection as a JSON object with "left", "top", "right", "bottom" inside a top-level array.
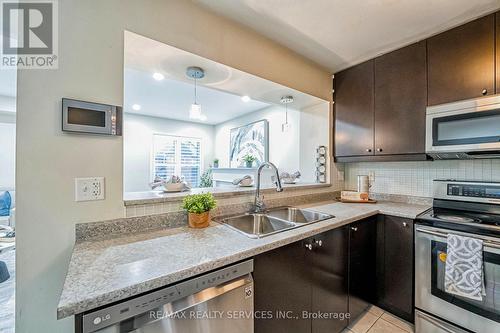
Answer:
[{"left": 445, "top": 234, "right": 485, "bottom": 301}]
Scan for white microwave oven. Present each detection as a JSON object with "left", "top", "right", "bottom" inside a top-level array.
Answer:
[
  {"left": 62, "top": 98, "right": 122, "bottom": 135},
  {"left": 426, "top": 95, "right": 500, "bottom": 159}
]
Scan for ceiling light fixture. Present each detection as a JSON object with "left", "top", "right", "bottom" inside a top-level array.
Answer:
[
  {"left": 152, "top": 72, "right": 164, "bottom": 81},
  {"left": 280, "top": 95, "right": 294, "bottom": 132},
  {"left": 241, "top": 95, "right": 251, "bottom": 102},
  {"left": 132, "top": 104, "right": 141, "bottom": 111},
  {"left": 186, "top": 66, "right": 206, "bottom": 121}
]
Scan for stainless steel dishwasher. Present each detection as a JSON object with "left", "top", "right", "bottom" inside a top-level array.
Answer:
[{"left": 79, "top": 260, "right": 254, "bottom": 333}]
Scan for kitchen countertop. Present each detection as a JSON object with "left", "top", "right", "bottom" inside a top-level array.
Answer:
[{"left": 57, "top": 200, "right": 430, "bottom": 319}]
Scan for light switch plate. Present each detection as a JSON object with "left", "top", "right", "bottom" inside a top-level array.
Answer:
[
  {"left": 337, "top": 171, "right": 345, "bottom": 181},
  {"left": 75, "top": 177, "right": 105, "bottom": 202}
]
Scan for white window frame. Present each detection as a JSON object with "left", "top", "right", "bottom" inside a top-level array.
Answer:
[{"left": 150, "top": 133, "right": 203, "bottom": 186}]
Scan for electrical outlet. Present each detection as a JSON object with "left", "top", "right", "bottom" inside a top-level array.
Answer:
[{"left": 75, "top": 177, "right": 105, "bottom": 202}]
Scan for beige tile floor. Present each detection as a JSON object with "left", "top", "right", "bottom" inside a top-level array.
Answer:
[{"left": 343, "top": 305, "right": 414, "bottom": 333}]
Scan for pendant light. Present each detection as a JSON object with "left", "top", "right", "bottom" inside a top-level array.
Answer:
[
  {"left": 280, "top": 95, "right": 294, "bottom": 132},
  {"left": 186, "top": 66, "right": 205, "bottom": 120}
]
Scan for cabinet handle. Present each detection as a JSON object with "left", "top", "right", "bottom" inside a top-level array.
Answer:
[
  {"left": 377, "top": 148, "right": 383, "bottom": 152},
  {"left": 305, "top": 243, "right": 313, "bottom": 251},
  {"left": 482, "top": 89, "right": 488, "bottom": 96},
  {"left": 315, "top": 240, "right": 323, "bottom": 247},
  {"left": 366, "top": 148, "right": 372, "bottom": 152},
  {"left": 351, "top": 226, "right": 358, "bottom": 232},
  {"left": 403, "top": 222, "right": 408, "bottom": 228}
]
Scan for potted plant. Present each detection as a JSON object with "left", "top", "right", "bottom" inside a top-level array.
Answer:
[
  {"left": 242, "top": 154, "right": 256, "bottom": 168},
  {"left": 213, "top": 158, "right": 219, "bottom": 168},
  {"left": 181, "top": 193, "right": 217, "bottom": 228}
]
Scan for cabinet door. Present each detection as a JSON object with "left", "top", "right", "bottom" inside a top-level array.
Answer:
[
  {"left": 349, "top": 217, "right": 377, "bottom": 321},
  {"left": 334, "top": 61, "right": 374, "bottom": 157},
  {"left": 376, "top": 216, "right": 414, "bottom": 322},
  {"left": 428, "top": 14, "right": 495, "bottom": 105},
  {"left": 374, "top": 42, "right": 427, "bottom": 155},
  {"left": 310, "top": 227, "right": 349, "bottom": 333},
  {"left": 254, "top": 241, "right": 311, "bottom": 333}
]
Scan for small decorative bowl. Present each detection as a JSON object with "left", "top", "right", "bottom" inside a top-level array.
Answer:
[{"left": 165, "top": 183, "right": 185, "bottom": 192}]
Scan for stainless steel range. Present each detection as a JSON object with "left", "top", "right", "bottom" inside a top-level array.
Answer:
[{"left": 415, "top": 180, "right": 500, "bottom": 333}]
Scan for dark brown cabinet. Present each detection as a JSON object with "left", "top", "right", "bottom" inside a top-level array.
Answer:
[
  {"left": 254, "top": 216, "right": 415, "bottom": 330},
  {"left": 254, "top": 227, "right": 349, "bottom": 333},
  {"left": 348, "top": 217, "right": 377, "bottom": 321},
  {"left": 427, "top": 14, "right": 495, "bottom": 105},
  {"left": 334, "top": 60, "right": 374, "bottom": 157},
  {"left": 334, "top": 43, "right": 427, "bottom": 161},
  {"left": 311, "top": 228, "right": 349, "bottom": 333},
  {"left": 374, "top": 42, "right": 427, "bottom": 155},
  {"left": 254, "top": 241, "right": 311, "bottom": 333},
  {"left": 376, "top": 216, "right": 414, "bottom": 322}
]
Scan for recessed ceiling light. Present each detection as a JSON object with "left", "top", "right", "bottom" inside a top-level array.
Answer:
[
  {"left": 132, "top": 104, "right": 141, "bottom": 111},
  {"left": 152, "top": 72, "right": 164, "bottom": 81},
  {"left": 241, "top": 95, "right": 251, "bottom": 102}
]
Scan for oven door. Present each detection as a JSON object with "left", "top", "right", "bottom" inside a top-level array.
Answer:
[
  {"left": 415, "top": 225, "right": 500, "bottom": 333},
  {"left": 425, "top": 98, "right": 500, "bottom": 155}
]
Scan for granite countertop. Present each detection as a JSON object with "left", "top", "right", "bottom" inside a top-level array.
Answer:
[{"left": 57, "top": 200, "right": 430, "bottom": 319}]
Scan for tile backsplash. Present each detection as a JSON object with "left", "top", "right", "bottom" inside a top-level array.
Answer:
[{"left": 345, "top": 160, "right": 500, "bottom": 198}]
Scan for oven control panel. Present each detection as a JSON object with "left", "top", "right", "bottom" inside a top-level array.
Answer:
[{"left": 447, "top": 184, "right": 500, "bottom": 199}]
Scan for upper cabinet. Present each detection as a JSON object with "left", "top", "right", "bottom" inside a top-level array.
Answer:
[
  {"left": 334, "top": 61, "right": 374, "bottom": 157},
  {"left": 427, "top": 14, "right": 495, "bottom": 105},
  {"left": 334, "top": 11, "right": 500, "bottom": 162},
  {"left": 334, "top": 43, "right": 427, "bottom": 161},
  {"left": 374, "top": 41, "right": 427, "bottom": 155}
]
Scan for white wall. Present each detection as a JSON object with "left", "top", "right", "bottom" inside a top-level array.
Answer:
[
  {"left": 214, "top": 105, "right": 301, "bottom": 172},
  {"left": 0, "top": 120, "right": 16, "bottom": 190},
  {"left": 15, "top": 1, "right": 330, "bottom": 332},
  {"left": 124, "top": 113, "right": 214, "bottom": 192},
  {"left": 214, "top": 103, "right": 329, "bottom": 182},
  {"left": 299, "top": 102, "right": 330, "bottom": 182}
]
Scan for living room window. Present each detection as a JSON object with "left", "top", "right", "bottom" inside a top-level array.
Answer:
[{"left": 152, "top": 134, "right": 202, "bottom": 187}]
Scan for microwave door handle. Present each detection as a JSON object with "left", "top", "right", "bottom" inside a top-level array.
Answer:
[{"left": 416, "top": 227, "right": 500, "bottom": 249}]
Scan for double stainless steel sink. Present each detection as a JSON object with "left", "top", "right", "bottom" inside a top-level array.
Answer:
[{"left": 216, "top": 207, "right": 334, "bottom": 238}]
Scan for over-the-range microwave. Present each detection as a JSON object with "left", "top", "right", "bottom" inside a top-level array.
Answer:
[
  {"left": 62, "top": 98, "right": 122, "bottom": 135},
  {"left": 426, "top": 95, "right": 500, "bottom": 159}
]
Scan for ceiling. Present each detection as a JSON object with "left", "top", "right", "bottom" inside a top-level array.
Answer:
[
  {"left": 196, "top": 0, "right": 500, "bottom": 72},
  {"left": 124, "top": 68, "right": 271, "bottom": 124},
  {"left": 124, "top": 31, "right": 327, "bottom": 124}
]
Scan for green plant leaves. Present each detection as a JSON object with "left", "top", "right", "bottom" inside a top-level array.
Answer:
[{"left": 181, "top": 192, "right": 217, "bottom": 214}]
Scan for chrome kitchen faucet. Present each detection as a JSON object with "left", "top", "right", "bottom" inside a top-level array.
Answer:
[{"left": 252, "top": 162, "right": 283, "bottom": 213}]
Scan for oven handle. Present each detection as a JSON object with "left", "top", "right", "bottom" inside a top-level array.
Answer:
[{"left": 416, "top": 227, "right": 500, "bottom": 249}]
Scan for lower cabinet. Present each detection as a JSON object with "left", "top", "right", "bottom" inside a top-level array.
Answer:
[
  {"left": 376, "top": 215, "right": 414, "bottom": 322},
  {"left": 254, "top": 226, "right": 349, "bottom": 333},
  {"left": 310, "top": 227, "right": 349, "bottom": 333},
  {"left": 348, "top": 216, "right": 377, "bottom": 321},
  {"left": 254, "top": 214, "right": 415, "bottom": 332},
  {"left": 254, "top": 241, "right": 312, "bottom": 333}
]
